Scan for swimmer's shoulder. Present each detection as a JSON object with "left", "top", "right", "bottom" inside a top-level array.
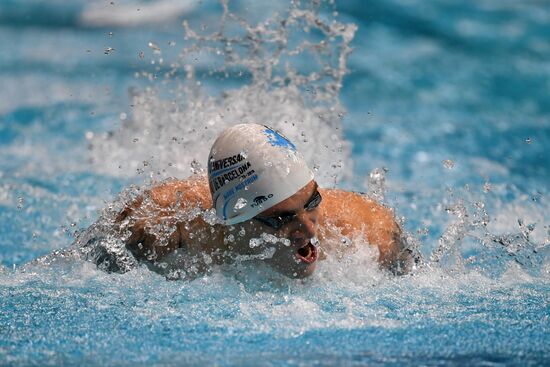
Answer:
[
  {"left": 116, "top": 175, "right": 212, "bottom": 222},
  {"left": 317, "top": 188, "right": 411, "bottom": 271},
  {"left": 318, "top": 188, "right": 398, "bottom": 235},
  {"left": 318, "top": 188, "right": 390, "bottom": 215},
  {"left": 149, "top": 175, "right": 212, "bottom": 209}
]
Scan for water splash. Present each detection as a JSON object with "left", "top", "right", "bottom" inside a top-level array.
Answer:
[
  {"left": 427, "top": 185, "right": 548, "bottom": 276},
  {"left": 365, "top": 166, "right": 388, "bottom": 202},
  {"left": 89, "top": 0, "right": 357, "bottom": 188},
  {"left": 8, "top": 0, "right": 541, "bottom": 285},
  {"left": 430, "top": 200, "right": 469, "bottom": 268}
]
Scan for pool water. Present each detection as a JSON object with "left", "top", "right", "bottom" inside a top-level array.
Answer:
[{"left": 1, "top": 0, "right": 549, "bottom": 365}]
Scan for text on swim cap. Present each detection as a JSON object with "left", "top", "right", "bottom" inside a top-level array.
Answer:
[
  {"left": 223, "top": 172, "right": 259, "bottom": 201},
  {"left": 251, "top": 193, "right": 273, "bottom": 208},
  {"left": 210, "top": 153, "right": 245, "bottom": 172},
  {"left": 211, "top": 162, "right": 253, "bottom": 191}
]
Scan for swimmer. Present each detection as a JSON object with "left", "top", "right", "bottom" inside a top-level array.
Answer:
[{"left": 106, "top": 123, "right": 417, "bottom": 278}]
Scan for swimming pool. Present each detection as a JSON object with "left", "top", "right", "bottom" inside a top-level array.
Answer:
[{"left": 1, "top": 0, "right": 549, "bottom": 365}]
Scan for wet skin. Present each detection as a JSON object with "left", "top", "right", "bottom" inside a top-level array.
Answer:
[
  {"left": 233, "top": 181, "right": 321, "bottom": 278},
  {"left": 118, "top": 175, "right": 412, "bottom": 278}
]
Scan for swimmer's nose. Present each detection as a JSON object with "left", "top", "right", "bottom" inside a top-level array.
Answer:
[{"left": 294, "top": 211, "right": 317, "bottom": 238}]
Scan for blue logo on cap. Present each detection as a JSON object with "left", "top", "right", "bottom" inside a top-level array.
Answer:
[{"left": 264, "top": 128, "right": 297, "bottom": 151}]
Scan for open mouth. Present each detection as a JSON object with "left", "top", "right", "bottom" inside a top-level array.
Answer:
[{"left": 296, "top": 241, "right": 318, "bottom": 264}]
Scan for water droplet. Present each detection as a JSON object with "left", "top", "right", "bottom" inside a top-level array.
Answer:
[
  {"left": 104, "top": 47, "right": 115, "bottom": 55},
  {"left": 366, "top": 167, "right": 388, "bottom": 201},
  {"left": 249, "top": 238, "right": 261, "bottom": 248},
  {"left": 190, "top": 159, "right": 202, "bottom": 174},
  {"left": 417, "top": 227, "right": 429, "bottom": 236},
  {"left": 525, "top": 137, "right": 532, "bottom": 144},
  {"left": 483, "top": 182, "right": 492, "bottom": 193},
  {"left": 234, "top": 198, "right": 247, "bottom": 210},
  {"left": 148, "top": 42, "right": 161, "bottom": 54},
  {"left": 260, "top": 233, "right": 280, "bottom": 244},
  {"left": 119, "top": 112, "right": 127, "bottom": 120},
  {"left": 442, "top": 159, "right": 455, "bottom": 169}
]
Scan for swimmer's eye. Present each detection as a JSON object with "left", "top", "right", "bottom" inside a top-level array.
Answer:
[
  {"left": 254, "top": 190, "right": 322, "bottom": 230},
  {"left": 254, "top": 215, "right": 290, "bottom": 230}
]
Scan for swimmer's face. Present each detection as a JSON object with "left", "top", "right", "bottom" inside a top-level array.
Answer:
[{"left": 235, "top": 180, "right": 321, "bottom": 278}]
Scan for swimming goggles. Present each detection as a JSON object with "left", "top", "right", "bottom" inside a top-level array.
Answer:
[{"left": 253, "top": 190, "right": 322, "bottom": 230}]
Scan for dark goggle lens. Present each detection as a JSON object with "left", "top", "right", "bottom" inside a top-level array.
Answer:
[
  {"left": 254, "top": 190, "right": 322, "bottom": 229},
  {"left": 254, "top": 216, "right": 286, "bottom": 229}
]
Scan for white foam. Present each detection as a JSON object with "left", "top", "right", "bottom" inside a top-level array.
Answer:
[{"left": 89, "top": 85, "right": 350, "bottom": 187}]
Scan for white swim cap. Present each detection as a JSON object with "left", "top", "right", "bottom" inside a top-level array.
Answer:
[{"left": 208, "top": 123, "right": 314, "bottom": 225}]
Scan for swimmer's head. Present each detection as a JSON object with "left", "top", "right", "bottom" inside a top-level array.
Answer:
[{"left": 207, "top": 123, "right": 314, "bottom": 225}]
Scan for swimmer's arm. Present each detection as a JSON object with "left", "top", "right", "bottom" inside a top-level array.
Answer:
[
  {"left": 354, "top": 198, "right": 416, "bottom": 274},
  {"left": 116, "top": 203, "right": 185, "bottom": 262},
  {"left": 319, "top": 190, "right": 415, "bottom": 274},
  {"left": 378, "top": 223, "right": 416, "bottom": 275},
  {"left": 115, "top": 178, "right": 210, "bottom": 262}
]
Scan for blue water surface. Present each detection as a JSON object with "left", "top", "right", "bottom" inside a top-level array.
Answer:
[{"left": 1, "top": 0, "right": 549, "bottom": 366}]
